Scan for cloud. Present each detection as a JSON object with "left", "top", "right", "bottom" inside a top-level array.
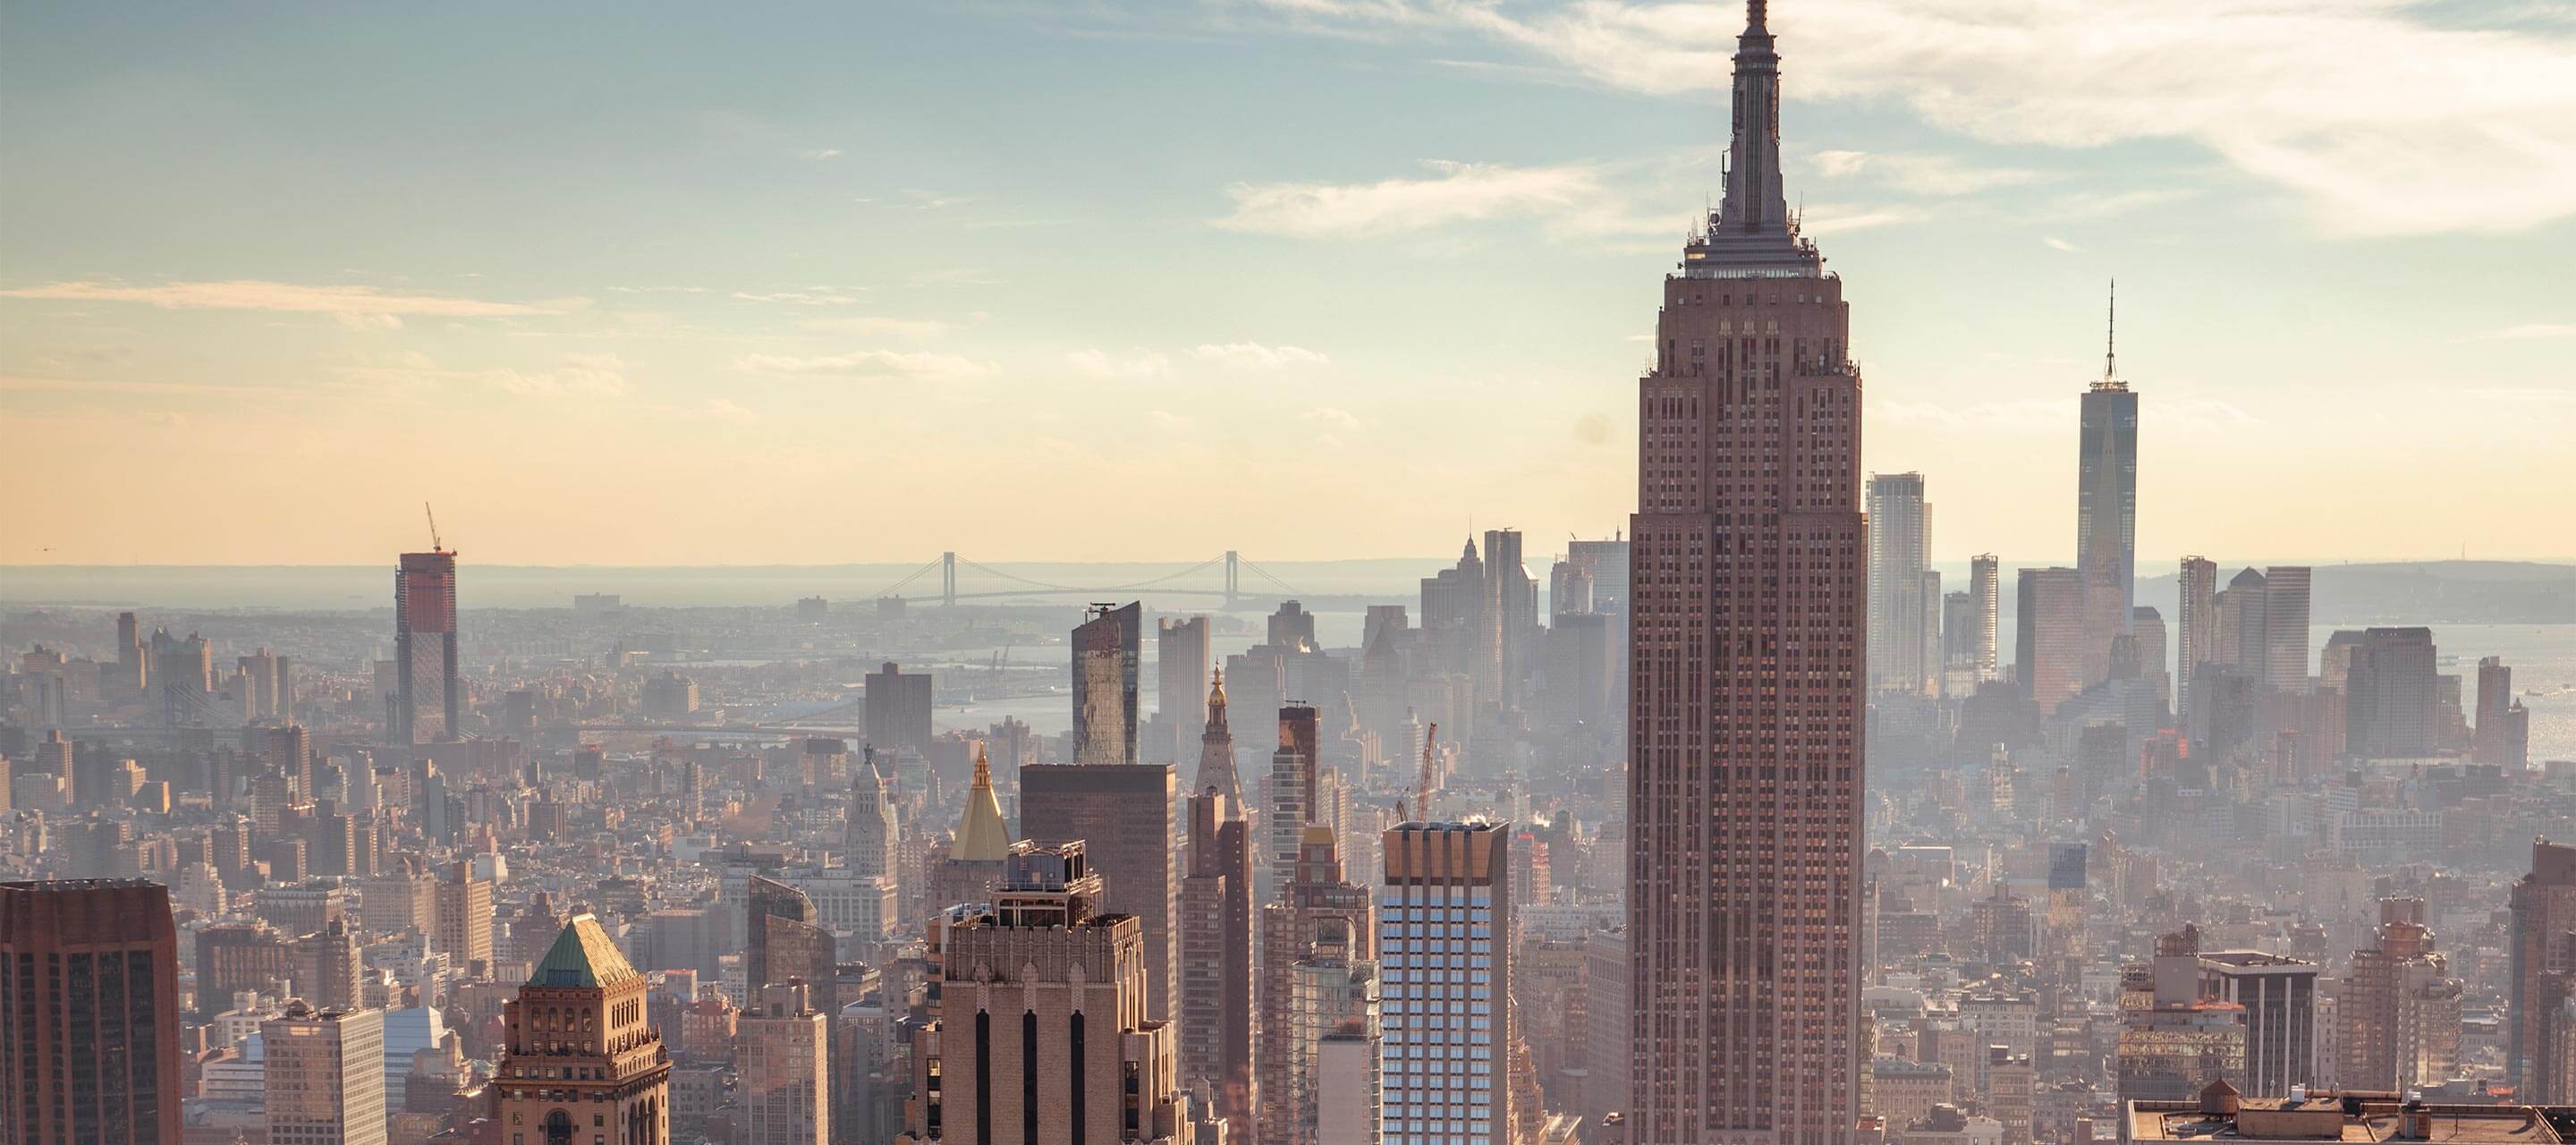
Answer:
[
  {"left": 1301, "top": 406, "right": 1366, "bottom": 430},
  {"left": 733, "top": 288, "right": 869, "bottom": 306},
  {"left": 332, "top": 312, "right": 405, "bottom": 331},
  {"left": 1066, "top": 348, "right": 1174, "bottom": 377},
  {"left": 2480, "top": 322, "right": 2576, "bottom": 340},
  {"left": 802, "top": 148, "right": 843, "bottom": 160},
  {"left": 1797, "top": 202, "right": 1930, "bottom": 235},
  {"left": 798, "top": 315, "right": 956, "bottom": 337},
  {"left": 0, "top": 278, "right": 578, "bottom": 317},
  {"left": 1146, "top": 409, "right": 1193, "bottom": 431},
  {"left": 1216, "top": 159, "right": 1616, "bottom": 238},
  {"left": 1191, "top": 342, "right": 1332, "bottom": 369},
  {"left": 484, "top": 353, "right": 629, "bottom": 396},
  {"left": 2043, "top": 236, "right": 2083, "bottom": 252},
  {"left": 1809, "top": 149, "right": 2054, "bottom": 196},
  {"left": 701, "top": 398, "right": 759, "bottom": 422},
  {"left": 733, "top": 350, "right": 996, "bottom": 380},
  {"left": 1244, "top": 0, "right": 2576, "bottom": 236},
  {"left": 909, "top": 267, "right": 1000, "bottom": 286}
]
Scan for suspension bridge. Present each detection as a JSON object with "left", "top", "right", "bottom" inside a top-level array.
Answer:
[{"left": 870, "top": 550, "right": 1303, "bottom": 608}]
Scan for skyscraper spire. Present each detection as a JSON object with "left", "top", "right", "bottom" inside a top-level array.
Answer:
[
  {"left": 1717, "top": 0, "right": 1789, "bottom": 238},
  {"left": 2106, "top": 277, "right": 2118, "bottom": 384},
  {"left": 1198, "top": 667, "right": 1242, "bottom": 805}
]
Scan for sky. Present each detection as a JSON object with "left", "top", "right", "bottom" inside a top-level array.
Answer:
[{"left": 3, "top": 0, "right": 2572, "bottom": 569}]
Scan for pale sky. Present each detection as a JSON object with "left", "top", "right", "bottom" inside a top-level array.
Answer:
[{"left": 4, "top": 0, "right": 2572, "bottom": 567}]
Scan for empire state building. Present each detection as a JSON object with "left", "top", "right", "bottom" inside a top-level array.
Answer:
[{"left": 1627, "top": 2, "right": 1864, "bottom": 1142}]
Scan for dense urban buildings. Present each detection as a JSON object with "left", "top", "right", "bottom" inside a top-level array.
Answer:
[{"left": 0, "top": 13, "right": 2570, "bottom": 1145}]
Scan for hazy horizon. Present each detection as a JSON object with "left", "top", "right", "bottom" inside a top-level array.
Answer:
[{"left": 4, "top": 2, "right": 2572, "bottom": 565}]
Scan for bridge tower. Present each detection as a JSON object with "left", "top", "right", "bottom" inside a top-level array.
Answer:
[
  {"left": 941, "top": 551, "right": 957, "bottom": 607},
  {"left": 1224, "top": 550, "right": 1240, "bottom": 609}
]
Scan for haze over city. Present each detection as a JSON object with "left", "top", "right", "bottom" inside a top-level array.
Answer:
[
  {"left": 4, "top": 7, "right": 2576, "bottom": 1145},
  {"left": 4, "top": 1, "right": 2572, "bottom": 564}
]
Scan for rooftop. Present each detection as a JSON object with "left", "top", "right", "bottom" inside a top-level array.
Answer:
[
  {"left": 527, "top": 913, "right": 640, "bottom": 989},
  {"left": 2130, "top": 1092, "right": 2572, "bottom": 1145}
]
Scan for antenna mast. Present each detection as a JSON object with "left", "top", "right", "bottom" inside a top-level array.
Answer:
[{"left": 2105, "top": 277, "right": 2117, "bottom": 384}]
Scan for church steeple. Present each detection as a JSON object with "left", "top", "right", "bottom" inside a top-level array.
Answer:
[{"left": 1717, "top": 0, "right": 1789, "bottom": 238}]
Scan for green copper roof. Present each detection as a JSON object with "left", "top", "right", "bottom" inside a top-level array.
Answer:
[{"left": 527, "top": 913, "right": 640, "bottom": 988}]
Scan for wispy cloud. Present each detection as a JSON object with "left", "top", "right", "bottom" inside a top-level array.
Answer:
[
  {"left": 701, "top": 398, "right": 760, "bottom": 422},
  {"left": 2479, "top": 322, "right": 2576, "bottom": 340},
  {"left": 798, "top": 315, "right": 956, "bottom": 337},
  {"left": 1066, "top": 349, "right": 1174, "bottom": 377},
  {"left": 0, "top": 279, "right": 580, "bottom": 317},
  {"left": 1799, "top": 202, "right": 1930, "bottom": 235},
  {"left": 733, "top": 350, "right": 996, "bottom": 380},
  {"left": 1810, "top": 149, "right": 2054, "bottom": 196},
  {"left": 1241, "top": 0, "right": 2576, "bottom": 235},
  {"left": 1191, "top": 342, "right": 1332, "bottom": 368},
  {"left": 733, "top": 288, "right": 870, "bottom": 306},
  {"left": 2043, "top": 236, "right": 2083, "bottom": 252},
  {"left": 1216, "top": 159, "right": 1618, "bottom": 239},
  {"left": 801, "top": 148, "right": 843, "bottom": 160}
]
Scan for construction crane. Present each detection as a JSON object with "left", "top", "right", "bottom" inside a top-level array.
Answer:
[
  {"left": 1397, "top": 722, "right": 1439, "bottom": 823},
  {"left": 423, "top": 502, "right": 445, "bottom": 553}
]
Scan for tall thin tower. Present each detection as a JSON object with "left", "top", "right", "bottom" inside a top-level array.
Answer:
[
  {"left": 394, "top": 547, "right": 460, "bottom": 743},
  {"left": 1629, "top": 2, "right": 1864, "bottom": 1141},
  {"left": 2076, "top": 282, "right": 2139, "bottom": 683}
]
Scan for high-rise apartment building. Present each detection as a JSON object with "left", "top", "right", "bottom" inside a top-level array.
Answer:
[
  {"left": 1479, "top": 530, "right": 1536, "bottom": 709},
  {"left": 154, "top": 628, "right": 214, "bottom": 728},
  {"left": 495, "top": 914, "right": 673, "bottom": 1144},
  {"left": 865, "top": 662, "right": 935, "bottom": 762},
  {"left": 2117, "top": 928, "right": 2248, "bottom": 1105},
  {"left": 0, "top": 879, "right": 183, "bottom": 1145},
  {"left": 1159, "top": 615, "right": 1212, "bottom": 763},
  {"left": 394, "top": 549, "right": 460, "bottom": 743},
  {"left": 741, "top": 981, "right": 831, "bottom": 1145},
  {"left": 2015, "top": 568, "right": 2086, "bottom": 717},
  {"left": 1259, "top": 823, "right": 1377, "bottom": 1145},
  {"left": 1181, "top": 779, "right": 1255, "bottom": 1141},
  {"left": 2509, "top": 841, "right": 2576, "bottom": 1098},
  {"left": 2261, "top": 567, "right": 2313, "bottom": 692},
  {"left": 898, "top": 841, "right": 1195, "bottom": 1145},
  {"left": 263, "top": 1003, "right": 387, "bottom": 1145},
  {"left": 1381, "top": 822, "right": 1512, "bottom": 1145},
  {"left": 747, "top": 875, "right": 835, "bottom": 994},
  {"left": 1019, "top": 761, "right": 1180, "bottom": 1023},
  {"left": 1867, "top": 473, "right": 1934, "bottom": 695},
  {"left": 114, "top": 610, "right": 148, "bottom": 695},
  {"left": 2339, "top": 899, "right": 2462, "bottom": 1093},
  {"left": 2346, "top": 627, "right": 2439, "bottom": 759},
  {"left": 2196, "top": 951, "right": 2317, "bottom": 1097},
  {"left": 1968, "top": 554, "right": 2000, "bottom": 683},
  {"left": 2476, "top": 657, "right": 2532, "bottom": 768},
  {"left": 433, "top": 861, "right": 492, "bottom": 976},
  {"left": 1268, "top": 702, "right": 1323, "bottom": 903},
  {"left": 2176, "top": 556, "right": 2219, "bottom": 727},
  {"left": 1072, "top": 602, "right": 1142, "bottom": 766},
  {"left": 1629, "top": 7, "right": 1865, "bottom": 1141}
]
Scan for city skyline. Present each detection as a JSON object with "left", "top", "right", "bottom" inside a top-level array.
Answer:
[{"left": 4, "top": 1, "right": 2573, "bottom": 565}]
